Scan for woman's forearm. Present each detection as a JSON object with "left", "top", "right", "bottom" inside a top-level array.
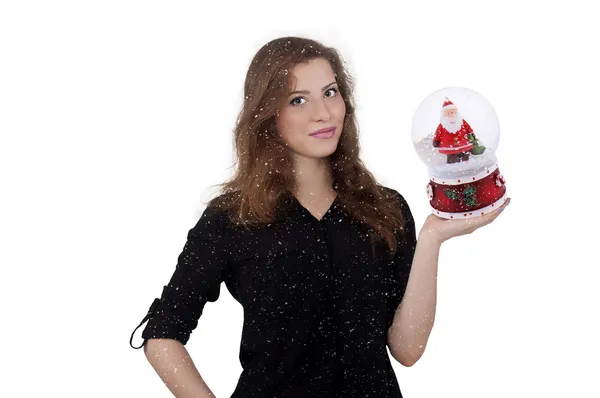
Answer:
[
  {"left": 144, "top": 338, "right": 216, "bottom": 398},
  {"left": 387, "top": 231, "right": 441, "bottom": 366}
]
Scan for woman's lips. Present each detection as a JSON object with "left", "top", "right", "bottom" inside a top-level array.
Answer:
[{"left": 309, "top": 127, "right": 336, "bottom": 139}]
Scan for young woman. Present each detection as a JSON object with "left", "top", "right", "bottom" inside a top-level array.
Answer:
[{"left": 130, "top": 36, "right": 510, "bottom": 398}]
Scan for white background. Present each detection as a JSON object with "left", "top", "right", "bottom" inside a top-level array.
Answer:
[{"left": 1, "top": 1, "right": 598, "bottom": 397}]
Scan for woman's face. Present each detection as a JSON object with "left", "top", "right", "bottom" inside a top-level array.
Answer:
[{"left": 275, "top": 58, "right": 346, "bottom": 160}]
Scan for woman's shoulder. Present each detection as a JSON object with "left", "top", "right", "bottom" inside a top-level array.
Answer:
[
  {"left": 376, "top": 184, "right": 414, "bottom": 228},
  {"left": 191, "top": 191, "right": 238, "bottom": 234},
  {"left": 197, "top": 190, "right": 268, "bottom": 235},
  {"left": 377, "top": 184, "right": 409, "bottom": 207}
]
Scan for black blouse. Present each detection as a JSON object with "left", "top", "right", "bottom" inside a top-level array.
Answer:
[{"left": 130, "top": 186, "right": 417, "bottom": 398}]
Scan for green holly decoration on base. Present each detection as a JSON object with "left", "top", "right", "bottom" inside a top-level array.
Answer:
[
  {"left": 444, "top": 188, "right": 459, "bottom": 200},
  {"left": 444, "top": 184, "right": 479, "bottom": 208}
]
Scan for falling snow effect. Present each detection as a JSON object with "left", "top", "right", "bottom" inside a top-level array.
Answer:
[{"left": 132, "top": 187, "right": 416, "bottom": 397}]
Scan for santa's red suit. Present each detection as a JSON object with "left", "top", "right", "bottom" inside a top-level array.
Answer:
[{"left": 433, "top": 119, "right": 474, "bottom": 155}]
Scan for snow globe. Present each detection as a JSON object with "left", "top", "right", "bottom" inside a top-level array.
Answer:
[{"left": 411, "top": 87, "right": 508, "bottom": 219}]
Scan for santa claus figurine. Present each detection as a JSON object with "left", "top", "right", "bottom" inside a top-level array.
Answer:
[{"left": 433, "top": 98, "right": 486, "bottom": 164}]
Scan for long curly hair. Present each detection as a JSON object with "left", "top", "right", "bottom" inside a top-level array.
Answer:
[{"left": 207, "top": 36, "right": 409, "bottom": 257}]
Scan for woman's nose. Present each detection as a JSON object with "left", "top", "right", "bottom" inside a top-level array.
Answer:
[{"left": 313, "top": 100, "right": 331, "bottom": 121}]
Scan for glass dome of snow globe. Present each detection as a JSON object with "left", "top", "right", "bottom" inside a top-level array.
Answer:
[{"left": 411, "top": 86, "right": 500, "bottom": 181}]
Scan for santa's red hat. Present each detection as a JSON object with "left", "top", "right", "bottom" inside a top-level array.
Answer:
[{"left": 442, "top": 97, "right": 457, "bottom": 111}]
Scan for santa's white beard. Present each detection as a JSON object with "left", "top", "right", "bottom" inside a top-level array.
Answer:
[{"left": 441, "top": 114, "right": 463, "bottom": 133}]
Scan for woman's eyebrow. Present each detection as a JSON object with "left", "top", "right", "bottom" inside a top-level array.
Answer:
[{"left": 288, "top": 81, "right": 337, "bottom": 96}]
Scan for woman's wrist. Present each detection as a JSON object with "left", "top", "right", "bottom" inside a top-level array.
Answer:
[{"left": 418, "top": 228, "right": 444, "bottom": 247}]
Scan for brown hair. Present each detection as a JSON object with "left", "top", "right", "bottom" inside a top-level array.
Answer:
[{"left": 207, "top": 36, "right": 409, "bottom": 258}]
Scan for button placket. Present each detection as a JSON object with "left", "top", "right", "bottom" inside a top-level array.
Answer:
[{"left": 317, "top": 220, "right": 342, "bottom": 384}]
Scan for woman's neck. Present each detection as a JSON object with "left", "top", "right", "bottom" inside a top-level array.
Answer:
[{"left": 289, "top": 156, "right": 336, "bottom": 198}]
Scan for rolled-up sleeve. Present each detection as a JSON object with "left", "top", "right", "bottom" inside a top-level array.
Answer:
[
  {"left": 140, "top": 206, "right": 231, "bottom": 345},
  {"left": 385, "top": 190, "right": 417, "bottom": 331}
]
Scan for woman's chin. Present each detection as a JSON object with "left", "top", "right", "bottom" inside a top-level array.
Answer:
[{"left": 289, "top": 145, "right": 338, "bottom": 161}]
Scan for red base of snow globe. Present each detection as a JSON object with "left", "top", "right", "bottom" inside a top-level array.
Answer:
[{"left": 426, "top": 163, "right": 507, "bottom": 219}]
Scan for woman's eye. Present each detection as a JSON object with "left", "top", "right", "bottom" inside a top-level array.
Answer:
[
  {"left": 290, "top": 97, "right": 306, "bottom": 106},
  {"left": 289, "top": 88, "right": 338, "bottom": 106},
  {"left": 325, "top": 88, "right": 338, "bottom": 97}
]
